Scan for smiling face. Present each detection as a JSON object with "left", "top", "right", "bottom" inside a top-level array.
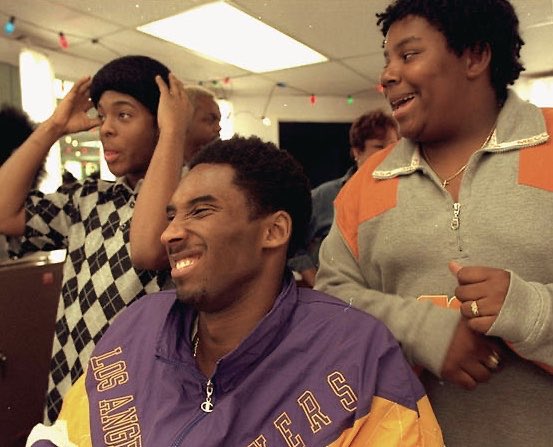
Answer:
[
  {"left": 185, "top": 97, "right": 222, "bottom": 161},
  {"left": 381, "top": 15, "right": 469, "bottom": 143},
  {"left": 97, "top": 90, "right": 158, "bottom": 187},
  {"left": 161, "top": 163, "right": 269, "bottom": 313}
]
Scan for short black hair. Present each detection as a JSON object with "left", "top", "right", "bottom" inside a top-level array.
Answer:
[
  {"left": 376, "top": 0, "right": 525, "bottom": 103},
  {"left": 90, "top": 55, "right": 170, "bottom": 117},
  {"left": 349, "top": 109, "right": 397, "bottom": 149},
  {"left": 189, "top": 135, "right": 312, "bottom": 257}
]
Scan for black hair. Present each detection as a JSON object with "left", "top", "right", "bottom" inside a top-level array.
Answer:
[
  {"left": 349, "top": 109, "right": 397, "bottom": 149},
  {"left": 189, "top": 135, "right": 312, "bottom": 257},
  {"left": 0, "top": 104, "right": 44, "bottom": 187},
  {"left": 0, "top": 104, "right": 35, "bottom": 165},
  {"left": 376, "top": 0, "right": 525, "bottom": 103},
  {"left": 90, "top": 55, "right": 170, "bottom": 116}
]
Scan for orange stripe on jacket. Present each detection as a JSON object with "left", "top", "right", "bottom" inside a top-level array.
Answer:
[
  {"left": 519, "top": 108, "right": 553, "bottom": 191},
  {"left": 335, "top": 146, "right": 399, "bottom": 259},
  {"left": 327, "top": 395, "right": 443, "bottom": 447}
]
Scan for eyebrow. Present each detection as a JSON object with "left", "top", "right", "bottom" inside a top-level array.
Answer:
[
  {"left": 165, "top": 194, "right": 218, "bottom": 214},
  {"left": 384, "top": 35, "right": 422, "bottom": 57},
  {"left": 97, "top": 99, "right": 138, "bottom": 111}
]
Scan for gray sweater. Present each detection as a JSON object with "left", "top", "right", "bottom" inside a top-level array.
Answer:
[{"left": 316, "top": 91, "right": 553, "bottom": 447}]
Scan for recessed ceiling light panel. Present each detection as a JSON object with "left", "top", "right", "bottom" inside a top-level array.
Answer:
[{"left": 137, "top": 1, "right": 328, "bottom": 73}]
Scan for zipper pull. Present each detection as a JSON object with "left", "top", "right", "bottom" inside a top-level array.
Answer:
[
  {"left": 451, "top": 203, "right": 461, "bottom": 230},
  {"left": 200, "top": 379, "right": 214, "bottom": 413}
]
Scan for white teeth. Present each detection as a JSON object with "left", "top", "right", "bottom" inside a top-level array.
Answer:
[
  {"left": 391, "top": 94, "right": 415, "bottom": 109},
  {"left": 176, "top": 258, "right": 195, "bottom": 269}
]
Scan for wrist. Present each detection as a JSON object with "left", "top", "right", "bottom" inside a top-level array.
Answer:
[{"left": 38, "top": 117, "right": 66, "bottom": 141}]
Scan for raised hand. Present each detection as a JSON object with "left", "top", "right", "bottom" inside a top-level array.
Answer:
[
  {"left": 48, "top": 76, "right": 101, "bottom": 135},
  {"left": 155, "top": 73, "right": 194, "bottom": 139}
]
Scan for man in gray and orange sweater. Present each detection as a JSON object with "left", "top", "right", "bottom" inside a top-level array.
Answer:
[{"left": 316, "top": 1, "right": 553, "bottom": 446}]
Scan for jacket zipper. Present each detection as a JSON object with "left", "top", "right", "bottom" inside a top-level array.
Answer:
[{"left": 170, "top": 377, "right": 216, "bottom": 447}]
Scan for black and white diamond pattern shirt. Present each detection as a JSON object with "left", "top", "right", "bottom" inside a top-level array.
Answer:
[{"left": 13, "top": 176, "right": 169, "bottom": 423}]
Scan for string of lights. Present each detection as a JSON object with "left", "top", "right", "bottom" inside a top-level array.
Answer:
[
  {"left": 1, "top": 12, "right": 381, "bottom": 106},
  {"left": 1, "top": 11, "right": 81, "bottom": 50}
]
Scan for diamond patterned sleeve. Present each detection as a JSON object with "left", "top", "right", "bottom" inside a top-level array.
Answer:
[{"left": 18, "top": 186, "right": 77, "bottom": 254}]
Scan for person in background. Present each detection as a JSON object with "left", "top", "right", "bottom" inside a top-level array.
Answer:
[
  {"left": 129, "top": 84, "right": 221, "bottom": 271},
  {"left": 289, "top": 110, "right": 398, "bottom": 286},
  {"left": 0, "top": 104, "right": 41, "bottom": 260},
  {"left": 0, "top": 55, "right": 192, "bottom": 422},
  {"left": 315, "top": 0, "right": 553, "bottom": 445},
  {"left": 27, "top": 135, "right": 443, "bottom": 447}
]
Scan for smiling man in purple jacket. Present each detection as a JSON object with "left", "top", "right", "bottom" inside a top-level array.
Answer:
[{"left": 28, "top": 135, "right": 443, "bottom": 447}]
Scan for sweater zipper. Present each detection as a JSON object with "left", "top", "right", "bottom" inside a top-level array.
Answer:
[
  {"left": 170, "top": 377, "right": 216, "bottom": 447},
  {"left": 451, "top": 202, "right": 462, "bottom": 251}
]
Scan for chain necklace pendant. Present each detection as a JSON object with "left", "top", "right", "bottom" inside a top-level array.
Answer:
[
  {"left": 421, "top": 125, "right": 495, "bottom": 190},
  {"left": 422, "top": 146, "right": 467, "bottom": 189}
]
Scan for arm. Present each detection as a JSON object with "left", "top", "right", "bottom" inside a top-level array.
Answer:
[
  {"left": 130, "top": 73, "right": 192, "bottom": 270},
  {"left": 0, "top": 77, "right": 99, "bottom": 236},
  {"left": 315, "top": 224, "right": 500, "bottom": 387},
  {"left": 453, "top": 263, "right": 553, "bottom": 370}
]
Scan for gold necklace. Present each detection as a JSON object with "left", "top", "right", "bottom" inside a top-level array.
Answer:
[
  {"left": 422, "top": 146, "right": 467, "bottom": 189},
  {"left": 421, "top": 126, "right": 495, "bottom": 189},
  {"left": 193, "top": 335, "right": 199, "bottom": 358}
]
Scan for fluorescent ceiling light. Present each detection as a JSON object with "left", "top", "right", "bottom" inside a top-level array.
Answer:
[{"left": 137, "top": 1, "right": 328, "bottom": 73}]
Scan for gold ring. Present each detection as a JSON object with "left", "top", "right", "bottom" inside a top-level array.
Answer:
[
  {"left": 470, "top": 300, "right": 480, "bottom": 317},
  {"left": 486, "top": 351, "right": 500, "bottom": 370}
]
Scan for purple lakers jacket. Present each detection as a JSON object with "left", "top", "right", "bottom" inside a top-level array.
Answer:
[{"left": 28, "top": 274, "right": 443, "bottom": 446}]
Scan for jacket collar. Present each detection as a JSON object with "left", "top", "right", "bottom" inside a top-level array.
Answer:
[
  {"left": 155, "top": 270, "right": 298, "bottom": 392},
  {"left": 373, "top": 90, "right": 549, "bottom": 180}
]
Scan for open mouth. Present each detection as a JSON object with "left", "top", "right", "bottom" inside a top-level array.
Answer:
[
  {"left": 176, "top": 258, "right": 196, "bottom": 269},
  {"left": 103, "top": 150, "right": 119, "bottom": 163},
  {"left": 170, "top": 254, "right": 202, "bottom": 272},
  {"left": 390, "top": 94, "right": 415, "bottom": 111}
]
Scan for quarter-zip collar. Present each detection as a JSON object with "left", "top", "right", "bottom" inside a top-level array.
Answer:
[{"left": 373, "top": 90, "right": 549, "bottom": 181}]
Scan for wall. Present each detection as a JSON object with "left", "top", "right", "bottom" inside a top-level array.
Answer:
[
  {"left": 0, "top": 62, "right": 21, "bottom": 107},
  {"left": 513, "top": 76, "right": 553, "bottom": 107},
  {"left": 230, "top": 94, "right": 390, "bottom": 145}
]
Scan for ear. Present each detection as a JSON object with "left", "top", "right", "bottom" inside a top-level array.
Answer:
[
  {"left": 465, "top": 42, "right": 492, "bottom": 80},
  {"left": 262, "top": 211, "right": 292, "bottom": 250},
  {"left": 350, "top": 147, "right": 361, "bottom": 162}
]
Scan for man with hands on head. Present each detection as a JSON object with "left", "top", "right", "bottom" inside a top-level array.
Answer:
[
  {"left": 0, "top": 55, "right": 193, "bottom": 423},
  {"left": 315, "top": 0, "right": 553, "bottom": 446}
]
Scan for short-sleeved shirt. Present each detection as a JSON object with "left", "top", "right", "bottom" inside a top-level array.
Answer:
[{"left": 14, "top": 177, "right": 169, "bottom": 422}]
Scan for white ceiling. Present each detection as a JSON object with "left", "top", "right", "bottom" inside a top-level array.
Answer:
[{"left": 1, "top": 0, "right": 553, "bottom": 103}]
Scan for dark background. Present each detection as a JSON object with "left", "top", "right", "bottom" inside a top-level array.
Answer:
[{"left": 279, "top": 121, "right": 353, "bottom": 189}]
